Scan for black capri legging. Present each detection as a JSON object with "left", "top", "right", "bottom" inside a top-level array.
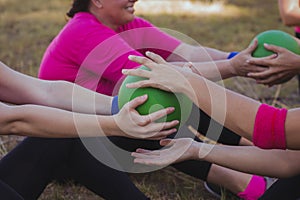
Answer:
[
  {"left": 0, "top": 106, "right": 241, "bottom": 200},
  {"left": 259, "top": 174, "right": 300, "bottom": 200},
  {"left": 0, "top": 138, "right": 148, "bottom": 200},
  {"left": 0, "top": 180, "right": 24, "bottom": 200}
]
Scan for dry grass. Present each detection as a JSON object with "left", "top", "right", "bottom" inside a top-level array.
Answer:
[{"left": 0, "top": 0, "right": 299, "bottom": 199}]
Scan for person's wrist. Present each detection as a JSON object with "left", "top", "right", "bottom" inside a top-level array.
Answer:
[
  {"left": 110, "top": 114, "right": 126, "bottom": 137},
  {"left": 100, "top": 115, "right": 119, "bottom": 137},
  {"left": 198, "top": 143, "right": 214, "bottom": 159},
  {"left": 228, "top": 58, "right": 239, "bottom": 77},
  {"left": 190, "top": 141, "right": 201, "bottom": 160}
]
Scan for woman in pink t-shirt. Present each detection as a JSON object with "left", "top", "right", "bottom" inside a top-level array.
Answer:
[{"left": 0, "top": 0, "right": 270, "bottom": 199}]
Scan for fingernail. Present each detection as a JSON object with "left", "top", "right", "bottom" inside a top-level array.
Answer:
[
  {"left": 122, "top": 69, "right": 128, "bottom": 74},
  {"left": 125, "top": 83, "right": 131, "bottom": 88},
  {"left": 128, "top": 55, "right": 134, "bottom": 60},
  {"left": 146, "top": 51, "right": 152, "bottom": 56},
  {"left": 264, "top": 43, "right": 269, "bottom": 47},
  {"left": 169, "top": 107, "right": 175, "bottom": 111},
  {"left": 141, "top": 94, "right": 148, "bottom": 99}
]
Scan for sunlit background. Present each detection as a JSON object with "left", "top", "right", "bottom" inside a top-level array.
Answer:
[{"left": 135, "top": 0, "right": 228, "bottom": 15}]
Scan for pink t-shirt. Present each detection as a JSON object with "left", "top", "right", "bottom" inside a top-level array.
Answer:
[{"left": 39, "top": 12, "right": 181, "bottom": 95}]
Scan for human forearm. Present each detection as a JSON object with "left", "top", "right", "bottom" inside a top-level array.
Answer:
[
  {"left": 171, "top": 41, "right": 263, "bottom": 81},
  {"left": 171, "top": 60, "right": 235, "bottom": 81},
  {"left": 189, "top": 60, "right": 235, "bottom": 81},
  {"left": 45, "top": 81, "right": 113, "bottom": 115},
  {"left": 0, "top": 62, "right": 113, "bottom": 115},
  {"left": 184, "top": 73, "right": 260, "bottom": 140},
  {"left": 0, "top": 104, "right": 116, "bottom": 138},
  {"left": 197, "top": 143, "right": 300, "bottom": 178},
  {"left": 170, "top": 43, "right": 229, "bottom": 62}
]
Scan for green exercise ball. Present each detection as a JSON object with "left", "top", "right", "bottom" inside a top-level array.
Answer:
[
  {"left": 118, "top": 66, "right": 193, "bottom": 129},
  {"left": 252, "top": 30, "right": 300, "bottom": 57}
]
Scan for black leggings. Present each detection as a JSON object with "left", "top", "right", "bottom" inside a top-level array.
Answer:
[
  {"left": 0, "top": 107, "right": 241, "bottom": 199},
  {"left": 0, "top": 138, "right": 148, "bottom": 200},
  {"left": 0, "top": 180, "right": 24, "bottom": 200},
  {"left": 259, "top": 174, "right": 300, "bottom": 200}
]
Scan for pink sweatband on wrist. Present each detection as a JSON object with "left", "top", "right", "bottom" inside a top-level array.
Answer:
[{"left": 253, "top": 104, "right": 287, "bottom": 149}]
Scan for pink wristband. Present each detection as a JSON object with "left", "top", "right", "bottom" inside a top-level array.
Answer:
[{"left": 253, "top": 104, "right": 287, "bottom": 149}]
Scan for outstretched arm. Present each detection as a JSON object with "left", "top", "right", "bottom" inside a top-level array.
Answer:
[
  {"left": 170, "top": 40, "right": 266, "bottom": 81},
  {"left": 0, "top": 95, "right": 178, "bottom": 138},
  {"left": 177, "top": 40, "right": 266, "bottom": 81},
  {"left": 132, "top": 138, "right": 300, "bottom": 178},
  {"left": 169, "top": 43, "right": 230, "bottom": 62},
  {"left": 124, "top": 52, "right": 300, "bottom": 149},
  {"left": 125, "top": 52, "right": 259, "bottom": 142},
  {"left": 0, "top": 62, "right": 112, "bottom": 115}
]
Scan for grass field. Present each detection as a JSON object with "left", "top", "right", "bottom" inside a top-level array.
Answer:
[{"left": 0, "top": 0, "right": 299, "bottom": 199}]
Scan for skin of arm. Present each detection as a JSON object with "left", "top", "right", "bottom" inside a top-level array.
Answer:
[
  {"left": 170, "top": 39, "right": 266, "bottom": 81},
  {"left": 169, "top": 43, "right": 230, "bottom": 62},
  {"left": 247, "top": 43, "right": 300, "bottom": 86},
  {"left": 0, "top": 62, "right": 179, "bottom": 138},
  {"left": 0, "top": 102, "right": 113, "bottom": 138},
  {"left": 132, "top": 138, "right": 300, "bottom": 179},
  {"left": 124, "top": 52, "right": 300, "bottom": 149},
  {"left": 278, "top": 0, "right": 300, "bottom": 26},
  {"left": 0, "top": 95, "right": 178, "bottom": 138},
  {"left": 0, "top": 62, "right": 112, "bottom": 115},
  {"left": 200, "top": 143, "right": 300, "bottom": 178}
]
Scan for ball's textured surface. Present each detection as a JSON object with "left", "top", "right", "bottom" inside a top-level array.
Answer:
[
  {"left": 252, "top": 30, "right": 300, "bottom": 57},
  {"left": 118, "top": 66, "right": 193, "bottom": 128}
]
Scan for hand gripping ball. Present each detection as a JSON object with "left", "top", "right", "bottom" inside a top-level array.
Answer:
[
  {"left": 252, "top": 30, "right": 300, "bottom": 57},
  {"left": 118, "top": 66, "right": 193, "bottom": 130}
]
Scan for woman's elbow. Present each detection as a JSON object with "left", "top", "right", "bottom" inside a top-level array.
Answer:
[{"left": 0, "top": 106, "right": 26, "bottom": 136}]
